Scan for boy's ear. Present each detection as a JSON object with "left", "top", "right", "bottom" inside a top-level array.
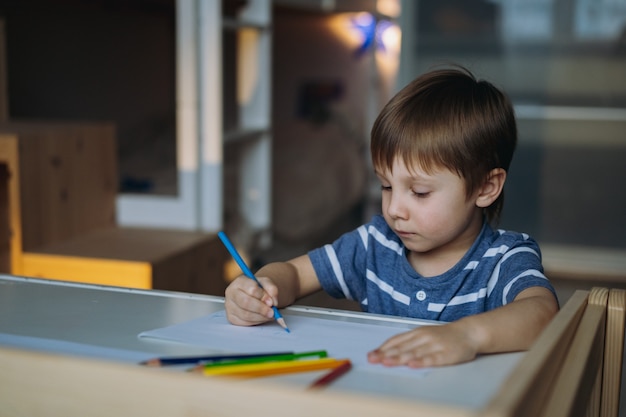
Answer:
[{"left": 475, "top": 168, "right": 506, "bottom": 208}]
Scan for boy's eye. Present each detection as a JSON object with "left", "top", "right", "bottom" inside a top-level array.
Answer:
[
  {"left": 412, "top": 190, "right": 430, "bottom": 198},
  {"left": 380, "top": 185, "right": 392, "bottom": 191}
]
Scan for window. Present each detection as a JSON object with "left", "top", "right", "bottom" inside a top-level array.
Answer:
[{"left": 399, "top": 0, "right": 626, "bottom": 248}]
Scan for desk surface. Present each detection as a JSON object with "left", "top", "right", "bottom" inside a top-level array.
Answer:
[{"left": 0, "top": 275, "right": 523, "bottom": 411}]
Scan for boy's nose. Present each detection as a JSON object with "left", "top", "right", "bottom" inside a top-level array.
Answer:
[{"left": 386, "top": 192, "right": 408, "bottom": 219}]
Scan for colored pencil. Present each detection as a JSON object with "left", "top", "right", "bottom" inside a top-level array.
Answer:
[
  {"left": 196, "top": 350, "right": 327, "bottom": 370},
  {"left": 139, "top": 351, "right": 294, "bottom": 367},
  {"left": 308, "top": 359, "right": 352, "bottom": 389},
  {"left": 202, "top": 357, "right": 345, "bottom": 378},
  {"left": 218, "top": 231, "right": 290, "bottom": 333}
]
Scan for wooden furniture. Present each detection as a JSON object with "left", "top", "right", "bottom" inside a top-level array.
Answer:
[
  {"left": 540, "top": 287, "right": 610, "bottom": 417},
  {"left": 0, "top": 275, "right": 525, "bottom": 417},
  {"left": 0, "top": 123, "right": 227, "bottom": 295},
  {"left": 482, "top": 287, "right": 625, "bottom": 417},
  {"left": 537, "top": 287, "right": 625, "bottom": 417},
  {"left": 603, "top": 289, "right": 626, "bottom": 417},
  {"left": 0, "top": 276, "right": 624, "bottom": 417},
  {"left": 20, "top": 227, "right": 228, "bottom": 294},
  {"left": 0, "top": 344, "right": 457, "bottom": 417}
]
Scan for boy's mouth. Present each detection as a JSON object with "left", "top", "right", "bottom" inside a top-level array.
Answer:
[{"left": 394, "top": 229, "right": 413, "bottom": 238}]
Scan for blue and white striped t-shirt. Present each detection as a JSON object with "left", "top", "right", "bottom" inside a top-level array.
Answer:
[{"left": 308, "top": 215, "right": 556, "bottom": 322}]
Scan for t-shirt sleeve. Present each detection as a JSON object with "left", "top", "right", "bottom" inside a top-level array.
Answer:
[
  {"left": 489, "top": 236, "right": 557, "bottom": 308},
  {"left": 308, "top": 225, "right": 370, "bottom": 301}
]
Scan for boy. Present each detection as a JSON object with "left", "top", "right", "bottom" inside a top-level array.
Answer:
[{"left": 225, "top": 66, "right": 559, "bottom": 368}]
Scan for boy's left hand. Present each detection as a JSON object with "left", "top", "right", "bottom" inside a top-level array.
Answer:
[
  {"left": 367, "top": 322, "right": 479, "bottom": 368},
  {"left": 368, "top": 288, "right": 558, "bottom": 368}
]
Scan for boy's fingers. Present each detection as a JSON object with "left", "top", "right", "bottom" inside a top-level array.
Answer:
[
  {"left": 224, "top": 277, "right": 275, "bottom": 325},
  {"left": 225, "top": 297, "right": 273, "bottom": 325},
  {"left": 257, "top": 276, "right": 280, "bottom": 306}
]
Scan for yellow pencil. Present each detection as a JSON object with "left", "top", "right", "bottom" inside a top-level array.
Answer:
[{"left": 202, "top": 357, "right": 347, "bottom": 378}]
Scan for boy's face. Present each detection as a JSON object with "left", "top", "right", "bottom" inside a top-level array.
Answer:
[{"left": 375, "top": 157, "right": 483, "bottom": 257}]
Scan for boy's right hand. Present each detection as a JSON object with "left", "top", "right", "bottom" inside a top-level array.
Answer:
[{"left": 224, "top": 276, "right": 279, "bottom": 326}]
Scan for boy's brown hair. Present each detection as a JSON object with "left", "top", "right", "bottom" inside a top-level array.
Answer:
[{"left": 370, "top": 66, "right": 517, "bottom": 225}]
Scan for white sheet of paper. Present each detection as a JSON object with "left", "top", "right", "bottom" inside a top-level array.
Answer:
[{"left": 139, "top": 310, "right": 429, "bottom": 377}]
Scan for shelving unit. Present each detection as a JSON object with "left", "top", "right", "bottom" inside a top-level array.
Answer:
[
  {"left": 223, "top": 0, "right": 273, "bottom": 249},
  {"left": 116, "top": 0, "right": 273, "bottom": 252}
]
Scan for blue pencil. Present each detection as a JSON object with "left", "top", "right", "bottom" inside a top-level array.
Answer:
[
  {"left": 218, "top": 231, "right": 291, "bottom": 333},
  {"left": 140, "top": 351, "right": 294, "bottom": 367}
]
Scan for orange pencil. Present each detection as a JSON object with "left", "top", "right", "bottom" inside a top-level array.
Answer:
[
  {"left": 308, "top": 359, "right": 352, "bottom": 389},
  {"left": 203, "top": 357, "right": 344, "bottom": 378}
]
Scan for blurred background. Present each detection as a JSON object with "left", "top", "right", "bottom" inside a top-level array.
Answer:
[
  {"left": 0, "top": 0, "right": 624, "bottom": 280},
  {"left": 0, "top": 1, "right": 624, "bottom": 412}
]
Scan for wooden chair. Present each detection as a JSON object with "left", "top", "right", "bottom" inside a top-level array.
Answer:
[
  {"left": 539, "top": 287, "right": 625, "bottom": 417},
  {"left": 481, "top": 287, "right": 625, "bottom": 417},
  {"left": 541, "top": 287, "right": 609, "bottom": 417},
  {"left": 601, "top": 289, "right": 626, "bottom": 417}
]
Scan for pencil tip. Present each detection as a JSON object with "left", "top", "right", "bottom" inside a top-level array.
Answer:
[{"left": 276, "top": 317, "right": 290, "bottom": 333}]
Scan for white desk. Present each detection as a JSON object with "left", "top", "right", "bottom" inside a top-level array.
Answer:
[{"left": 0, "top": 275, "right": 524, "bottom": 414}]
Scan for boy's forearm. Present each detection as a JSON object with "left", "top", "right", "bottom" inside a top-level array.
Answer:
[{"left": 455, "top": 288, "right": 558, "bottom": 354}]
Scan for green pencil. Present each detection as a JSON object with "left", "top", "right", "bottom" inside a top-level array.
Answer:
[{"left": 191, "top": 350, "right": 328, "bottom": 371}]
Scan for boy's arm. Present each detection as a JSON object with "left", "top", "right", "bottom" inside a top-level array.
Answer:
[
  {"left": 367, "top": 286, "right": 558, "bottom": 368},
  {"left": 224, "top": 255, "right": 321, "bottom": 326},
  {"left": 256, "top": 255, "right": 322, "bottom": 307},
  {"left": 458, "top": 286, "right": 558, "bottom": 353}
]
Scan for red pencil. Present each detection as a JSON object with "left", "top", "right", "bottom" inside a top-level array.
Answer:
[{"left": 308, "top": 359, "right": 352, "bottom": 389}]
